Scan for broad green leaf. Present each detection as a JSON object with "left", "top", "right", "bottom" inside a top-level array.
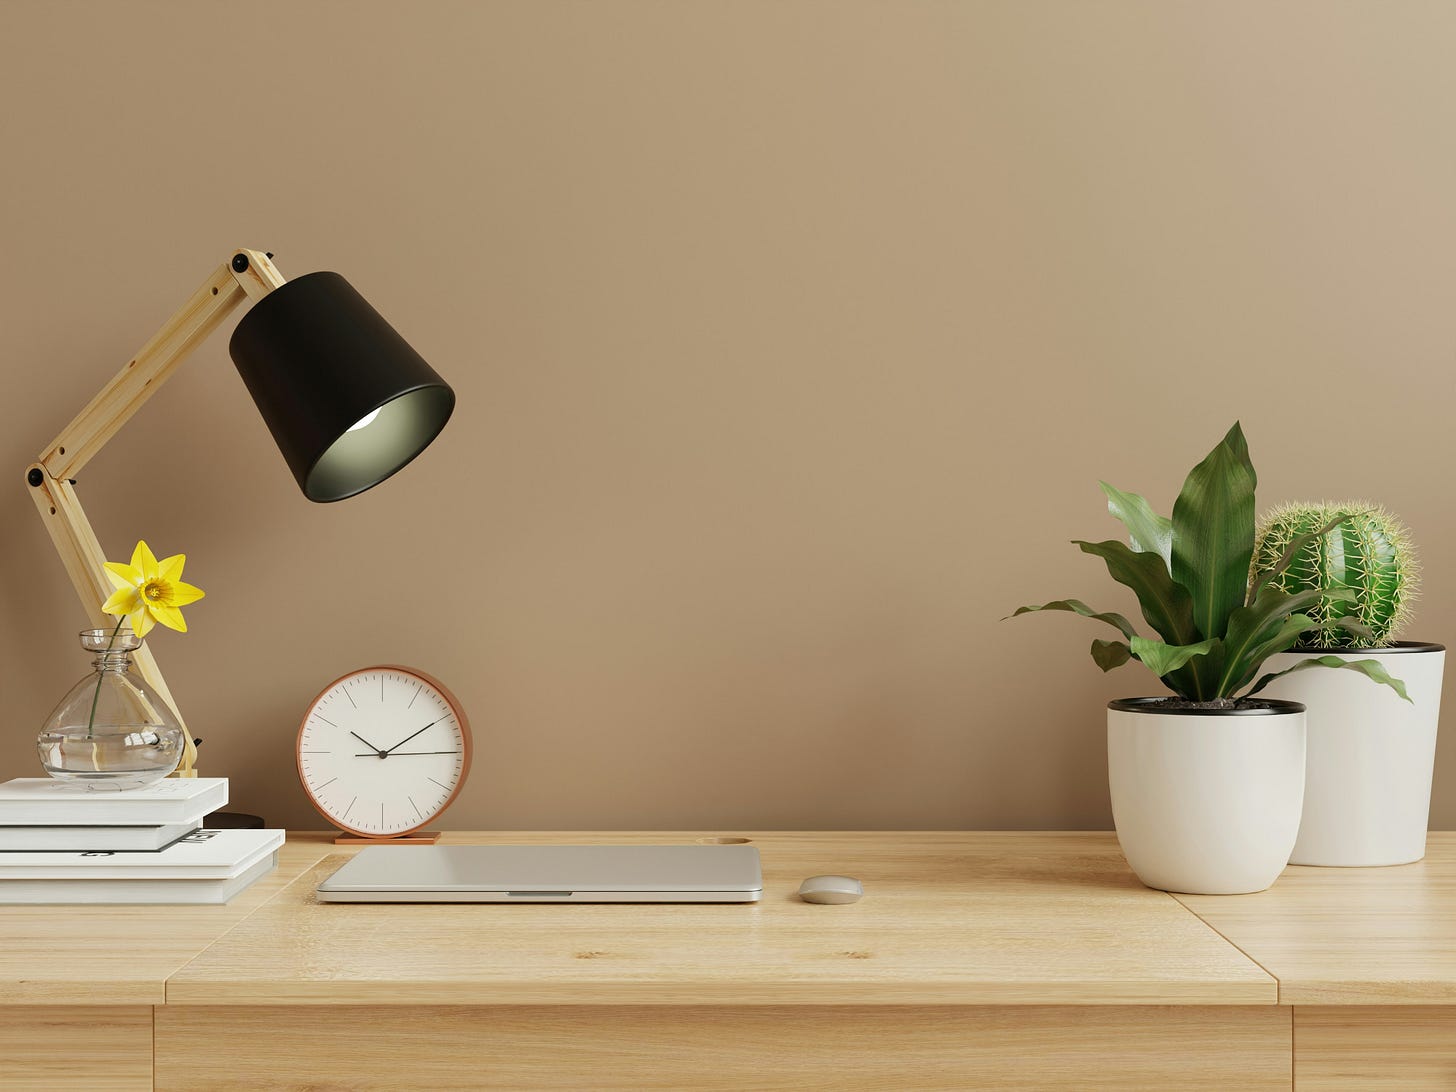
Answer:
[
  {"left": 1245, "top": 655, "right": 1412, "bottom": 702},
  {"left": 1247, "top": 513, "right": 1349, "bottom": 606},
  {"left": 1220, "top": 614, "right": 1316, "bottom": 696},
  {"left": 1091, "top": 639, "right": 1132, "bottom": 671},
  {"left": 1163, "top": 653, "right": 1224, "bottom": 703},
  {"left": 1130, "top": 636, "right": 1219, "bottom": 678},
  {"left": 1074, "top": 540, "right": 1199, "bottom": 647},
  {"left": 1217, "top": 584, "right": 1358, "bottom": 696},
  {"left": 1007, "top": 599, "right": 1138, "bottom": 639},
  {"left": 1330, "top": 615, "right": 1375, "bottom": 643},
  {"left": 1099, "top": 482, "right": 1172, "bottom": 568},
  {"left": 1221, "top": 421, "right": 1255, "bottom": 485},
  {"left": 1170, "top": 432, "right": 1256, "bottom": 644}
]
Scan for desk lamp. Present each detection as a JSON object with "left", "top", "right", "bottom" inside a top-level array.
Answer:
[{"left": 26, "top": 249, "right": 455, "bottom": 776}]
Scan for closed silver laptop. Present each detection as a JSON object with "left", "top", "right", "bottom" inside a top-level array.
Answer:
[{"left": 315, "top": 843, "right": 763, "bottom": 903}]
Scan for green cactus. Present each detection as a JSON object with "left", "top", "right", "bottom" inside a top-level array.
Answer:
[{"left": 1252, "top": 502, "right": 1419, "bottom": 648}]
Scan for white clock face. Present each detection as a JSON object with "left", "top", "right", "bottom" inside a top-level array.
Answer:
[{"left": 298, "top": 668, "right": 469, "bottom": 836}]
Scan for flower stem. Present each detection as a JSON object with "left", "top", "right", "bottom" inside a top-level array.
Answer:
[{"left": 86, "top": 618, "right": 126, "bottom": 740}]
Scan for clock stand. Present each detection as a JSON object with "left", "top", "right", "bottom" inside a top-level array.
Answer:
[{"left": 332, "top": 831, "right": 442, "bottom": 846}]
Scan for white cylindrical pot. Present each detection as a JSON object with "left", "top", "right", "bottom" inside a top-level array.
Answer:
[
  {"left": 1108, "top": 698, "right": 1306, "bottom": 895},
  {"left": 1259, "top": 642, "right": 1445, "bottom": 866}
]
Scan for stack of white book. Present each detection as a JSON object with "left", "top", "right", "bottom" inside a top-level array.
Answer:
[{"left": 0, "top": 777, "right": 284, "bottom": 904}]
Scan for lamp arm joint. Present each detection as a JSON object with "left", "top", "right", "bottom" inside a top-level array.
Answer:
[{"left": 230, "top": 248, "right": 286, "bottom": 301}]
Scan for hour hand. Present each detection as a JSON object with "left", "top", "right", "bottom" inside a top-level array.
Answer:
[{"left": 350, "top": 730, "right": 387, "bottom": 757}]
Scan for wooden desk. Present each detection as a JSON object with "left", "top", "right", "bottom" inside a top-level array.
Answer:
[
  {"left": 1178, "top": 847, "right": 1456, "bottom": 1089},
  {"left": 2, "top": 832, "right": 1453, "bottom": 1090}
]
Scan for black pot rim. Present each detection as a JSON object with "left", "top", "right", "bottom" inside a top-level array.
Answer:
[
  {"left": 1288, "top": 640, "right": 1445, "bottom": 655},
  {"left": 1108, "top": 696, "right": 1306, "bottom": 716}
]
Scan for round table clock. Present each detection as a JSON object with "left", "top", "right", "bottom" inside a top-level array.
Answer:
[{"left": 296, "top": 666, "right": 472, "bottom": 844}]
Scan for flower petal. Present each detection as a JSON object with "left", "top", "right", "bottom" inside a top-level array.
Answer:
[
  {"left": 159, "top": 553, "right": 186, "bottom": 582},
  {"left": 104, "top": 562, "right": 142, "bottom": 590},
  {"left": 166, "top": 580, "right": 205, "bottom": 607},
  {"left": 102, "top": 588, "right": 142, "bottom": 616},
  {"left": 151, "top": 603, "right": 187, "bottom": 633},
  {"left": 131, "top": 541, "right": 160, "bottom": 582},
  {"left": 129, "top": 608, "right": 155, "bottom": 639}
]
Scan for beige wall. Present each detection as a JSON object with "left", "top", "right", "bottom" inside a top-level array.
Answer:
[{"left": 1, "top": 1, "right": 1453, "bottom": 831}]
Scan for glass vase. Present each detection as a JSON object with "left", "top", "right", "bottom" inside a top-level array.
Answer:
[{"left": 36, "top": 628, "right": 185, "bottom": 790}]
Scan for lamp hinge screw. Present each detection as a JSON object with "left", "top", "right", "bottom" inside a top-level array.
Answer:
[
  {"left": 231, "top": 253, "right": 250, "bottom": 273},
  {"left": 26, "top": 468, "right": 43, "bottom": 487}
]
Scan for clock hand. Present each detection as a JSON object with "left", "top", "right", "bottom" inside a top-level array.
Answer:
[
  {"left": 353, "top": 750, "right": 460, "bottom": 757},
  {"left": 380, "top": 717, "right": 447, "bottom": 756},
  {"left": 350, "top": 730, "right": 387, "bottom": 757}
]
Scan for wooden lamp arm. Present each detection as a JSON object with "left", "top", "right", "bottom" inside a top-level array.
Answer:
[
  {"left": 38, "top": 250, "right": 283, "bottom": 481},
  {"left": 26, "top": 249, "right": 286, "bottom": 777}
]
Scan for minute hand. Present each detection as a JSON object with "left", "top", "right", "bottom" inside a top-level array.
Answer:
[{"left": 381, "top": 718, "right": 446, "bottom": 756}]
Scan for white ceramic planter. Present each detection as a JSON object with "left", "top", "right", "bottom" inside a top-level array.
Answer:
[
  {"left": 1259, "top": 642, "right": 1445, "bottom": 866},
  {"left": 1107, "top": 698, "right": 1306, "bottom": 895}
]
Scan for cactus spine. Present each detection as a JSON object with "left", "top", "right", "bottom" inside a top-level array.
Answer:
[{"left": 1253, "top": 502, "right": 1418, "bottom": 648}]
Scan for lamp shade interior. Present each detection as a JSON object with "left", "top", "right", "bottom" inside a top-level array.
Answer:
[{"left": 228, "top": 271, "right": 455, "bottom": 502}]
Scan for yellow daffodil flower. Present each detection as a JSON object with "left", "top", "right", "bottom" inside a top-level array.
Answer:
[{"left": 101, "top": 540, "right": 205, "bottom": 638}]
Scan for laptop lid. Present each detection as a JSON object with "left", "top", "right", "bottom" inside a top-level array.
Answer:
[{"left": 315, "top": 844, "right": 763, "bottom": 903}]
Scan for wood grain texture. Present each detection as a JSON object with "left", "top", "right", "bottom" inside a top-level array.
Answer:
[
  {"left": 1295, "top": 1007, "right": 1456, "bottom": 1089},
  {"left": 0, "top": 840, "right": 333, "bottom": 1005},
  {"left": 0, "top": 1005, "right": 151, "bottom": 1090},
  {"left": 1176, "top": 833, "right": 1456, "bottom": 1005},
  {"left": 165, "top": 831, "right": 1276, "bottom": 1006},
  {"left": 155, "top": 1003, "right": 1292, "bottom": 1091}
]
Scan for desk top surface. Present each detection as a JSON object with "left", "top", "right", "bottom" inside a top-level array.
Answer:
[
  {"left": 164, "top": 831, "right": 1273, "bottom": 1006},
  {"left": 3, "top": 832, "right": 1453, "bottom": 1008},
  {"left": 1179, "top": 834, "right": 1456, "bottom": 1005},
  {"left": 0, "top": 839, "right": 333, "bottom": 1005}
]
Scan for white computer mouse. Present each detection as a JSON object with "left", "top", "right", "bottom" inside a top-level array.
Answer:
[{"left": 797, "top": 875, "right": 863, "bottom": 904}]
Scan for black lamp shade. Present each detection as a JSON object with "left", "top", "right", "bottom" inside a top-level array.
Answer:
[{"left": 228, "top": 272, "right": 455, "bottom": 502}]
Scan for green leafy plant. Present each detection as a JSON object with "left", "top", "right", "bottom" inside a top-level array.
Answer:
[
  {"left": 1252, "top": 502, "right": 1417, "bottom": 649},
  {"left": 1009, "top": 423, "right": 1409, "bottom": 705}
]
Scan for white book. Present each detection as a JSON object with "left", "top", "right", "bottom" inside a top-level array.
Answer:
[
  {"left": 0, "top": 777, "right": 227, "bottom": 825},
  {"left": 0, "top": 827, "right": 283, "bottom": 880},
  {"left": 0, "top": 852, "right": 278, "bottom": 905},
  {"left": 0, "top": 820, "right": 200, "bottom": 852}
]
